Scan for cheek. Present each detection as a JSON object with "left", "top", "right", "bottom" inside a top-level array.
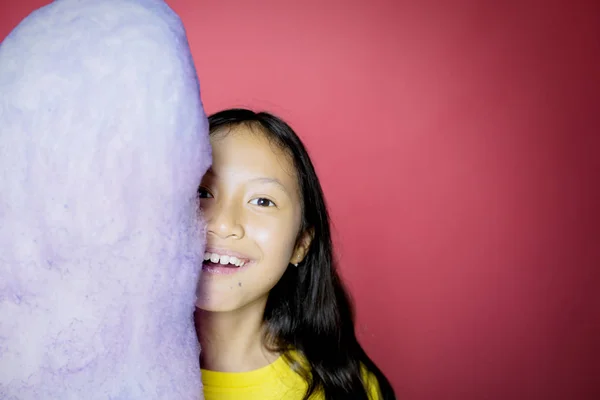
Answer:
[{"left": 246, "top": 214, "right": 298, "bottom": 260}]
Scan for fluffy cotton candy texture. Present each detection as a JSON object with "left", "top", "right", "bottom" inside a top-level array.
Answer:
[{"left": 0, "top": 0, "right": 211, "bottom": 399}]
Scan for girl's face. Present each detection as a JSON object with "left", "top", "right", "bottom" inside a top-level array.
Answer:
[{"left": 195, "top": 125, "right": 311, "bottom": 312}]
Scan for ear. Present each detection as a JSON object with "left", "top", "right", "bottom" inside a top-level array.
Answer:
[{"left": 290, "top": 227, "right": 314, "bottom": 265}]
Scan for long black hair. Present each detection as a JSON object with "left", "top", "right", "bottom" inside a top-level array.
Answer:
[{"left": 207, "top": 108, "right": 396, "bottom": 400}]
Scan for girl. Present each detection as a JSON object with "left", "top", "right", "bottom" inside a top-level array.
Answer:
[{"left": 195, "top": 108, "right": 396, "bottom": 400}]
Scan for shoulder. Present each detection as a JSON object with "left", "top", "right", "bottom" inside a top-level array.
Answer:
[
  {"left": 361, "top": 364, "right": 383, "bottom": 400},
  {"left": 288, "top": 351, "right": 383, "bottom": 399}
]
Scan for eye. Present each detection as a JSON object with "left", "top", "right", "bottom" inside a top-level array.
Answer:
[
  {"left": 197, "top": 186, "right": 213, "bottom": 199},
  {"left": 249, "top": 197, "right": 276, "bottom": 207}
]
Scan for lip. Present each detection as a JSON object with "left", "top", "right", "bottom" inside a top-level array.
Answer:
[
  {"left": 203, "top": 247, "right": 254, "bottom": 263},
  {"left": 201, "top": 260, "right": 254, "bottom": 275},
  {"left": 201, "top": 246, "right": 256, "bottom": 275}
]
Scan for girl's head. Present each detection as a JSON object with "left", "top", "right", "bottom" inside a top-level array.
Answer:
[
  {"left": 196, "top": 108, "right": 395, "bottom": 400},
  {"left": 195, "top": 108, "right": 317, "bottom": 313}
]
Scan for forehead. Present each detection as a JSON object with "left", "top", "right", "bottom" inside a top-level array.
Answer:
[{"left": 209, "top": 124, "right": 298, "bottom": 188}]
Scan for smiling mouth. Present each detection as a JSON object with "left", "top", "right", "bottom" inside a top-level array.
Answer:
[{"left": 203, "top": 251, "right": 248, "bottom": 268}]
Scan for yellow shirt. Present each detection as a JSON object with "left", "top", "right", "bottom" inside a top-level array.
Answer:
[{"left": 201, "top": 354, "right": 381, "bottom": 400}]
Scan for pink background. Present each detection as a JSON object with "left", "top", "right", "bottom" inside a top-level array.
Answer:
[{"left": 2, "top": 1, "right": 599, "bottom": 398}]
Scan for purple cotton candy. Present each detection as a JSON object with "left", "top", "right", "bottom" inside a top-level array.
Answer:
[{"left": 0, "top": 0, "right": 211, "bottom": 398}]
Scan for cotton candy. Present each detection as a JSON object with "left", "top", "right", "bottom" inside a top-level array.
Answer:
[{"left": 0, "top": 0, "right": 210, "bottom": 398}]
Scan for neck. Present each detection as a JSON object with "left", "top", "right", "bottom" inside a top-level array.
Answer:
[{"left": 195, "top": 299, "right": 278, "bottom": 372}]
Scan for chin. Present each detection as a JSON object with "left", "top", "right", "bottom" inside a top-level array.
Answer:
[
  {"left": 195, "top": 292, "right": 267, "bottom": 314},
  {"left": 195, "top": 301, "right": 238, "bottom": 313},
  {"left": 195, "top": 293, "right": 236, "bottom": 312}
]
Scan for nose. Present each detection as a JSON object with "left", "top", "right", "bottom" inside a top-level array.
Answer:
[{"left": 204, "top": 198, "right": 245, "bottom": 240}]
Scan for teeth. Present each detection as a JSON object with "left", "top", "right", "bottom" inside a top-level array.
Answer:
[{"left": 203, "top": 252, "right": 246, "bottom": 267}]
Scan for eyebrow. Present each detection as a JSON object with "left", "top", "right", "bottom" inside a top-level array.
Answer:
[
  {"left": 204, "top": 169, "right": 291, "bottom": 196},
  {"left": 249, "top": 177, "right": 291, "bottom": 195}
]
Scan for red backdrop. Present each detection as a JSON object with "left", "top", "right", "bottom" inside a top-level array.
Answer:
[{"left": 2, "top": 1, "right": 599, "bottom": 398}]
